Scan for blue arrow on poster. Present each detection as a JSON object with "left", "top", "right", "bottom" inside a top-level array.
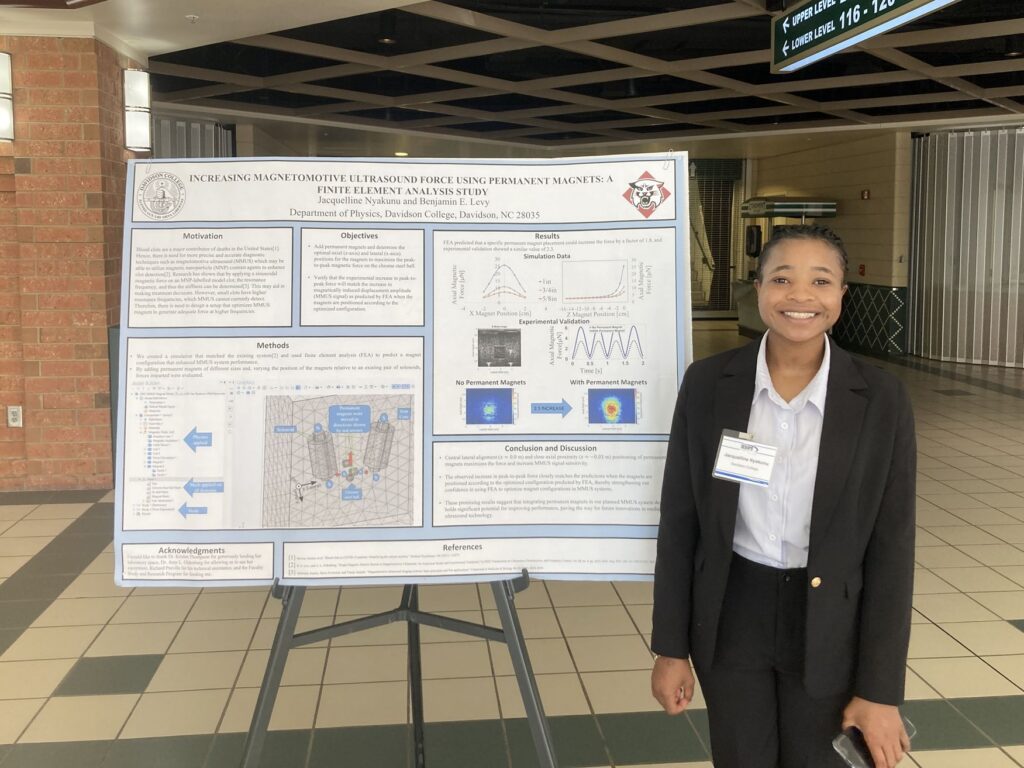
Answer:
[
  {"left": 530, "top": 399, "right": 573, "bottom": 418},
  {"left": 183, "top": 479, "right": 225, "bottom": 497},
  {"left": 178, "top": 502, "right": 208, "bottom": 518},
  {"left": 183, "top": 427, "right": 213, "bottom": 452}
]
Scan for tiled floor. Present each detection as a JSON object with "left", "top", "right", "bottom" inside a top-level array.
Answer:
[{"left": 1, "top": 323, "right": 1023, "bottom": 766}]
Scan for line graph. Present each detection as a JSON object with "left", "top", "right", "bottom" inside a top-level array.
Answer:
[
  {"left": 562, "top": 260, "right": 628, "bottom": 303},
  {"left": 482, "top": 264, "right": 528, "bottom": 300},
  {"left": 571, "top": 325, "right": 645, "bottom": 362}
]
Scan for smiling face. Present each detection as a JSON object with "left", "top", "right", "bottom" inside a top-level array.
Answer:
[{"left": 755, "top": 236, "right": 847, "bottom": 348}]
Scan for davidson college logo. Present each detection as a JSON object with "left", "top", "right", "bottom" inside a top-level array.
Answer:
[
  {"left": 136, "top": 172, "right": 186, "bottom": 220},
  {"left": 623, "top": 171, "right": 671, "bottom": 218}
]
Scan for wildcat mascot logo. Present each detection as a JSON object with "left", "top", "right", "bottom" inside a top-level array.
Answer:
[{"left": 623, "top": 171, "right": 670, "bottom": 218}]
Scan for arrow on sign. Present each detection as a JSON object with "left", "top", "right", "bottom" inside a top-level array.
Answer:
[
  {"left": 183, "top": 478, "right": 224, "bottom": 497},
  {"left": 183, "top": 427, "right": 213, "bottom": 453},
  {"left": 783, "top": 16, "right": 789, "bottom": 32},
  {"left": 530, "top": 399, "right": 573, "bottom": 418},
  {"left": 783, "top": 40, "right": 790, "bottom": 56},
  {"left": 178, "top": 502, "right": 208, "bottom": 518}
]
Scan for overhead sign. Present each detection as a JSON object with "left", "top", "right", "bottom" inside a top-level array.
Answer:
[{"left": 771, "top": 0, "right": 961, "bottom": 73}]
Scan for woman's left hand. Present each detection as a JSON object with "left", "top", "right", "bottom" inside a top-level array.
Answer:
[{"left": 841, "top": 696, "right": 910, "bottom": 768}]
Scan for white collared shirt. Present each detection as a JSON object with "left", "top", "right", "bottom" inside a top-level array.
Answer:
[{"left": 732, "top": 333, "right": 830, "bottom": 569}]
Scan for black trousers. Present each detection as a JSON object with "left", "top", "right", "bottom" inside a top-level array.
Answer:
[{"left": 695, "top": 555, "right": 849, "bottom": 768}]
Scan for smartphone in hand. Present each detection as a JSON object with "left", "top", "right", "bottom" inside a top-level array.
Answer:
[{"left": 832, "top": 715, "right": 916, "bottom": 768}]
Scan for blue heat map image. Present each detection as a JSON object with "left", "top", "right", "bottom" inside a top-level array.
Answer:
[
  {"left": 465, "top": 388, "right": 515, "bottom": 425},
  {"left": 587, "top": 388, "right": 637, "bottom": 425}
]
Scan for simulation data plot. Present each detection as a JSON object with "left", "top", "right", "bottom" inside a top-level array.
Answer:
[
  {"left": 262, "top": 394, "right": 416, "bottom": 528},
  {"left": 562, "top": 260, "right": 628, "bottom": 303}
]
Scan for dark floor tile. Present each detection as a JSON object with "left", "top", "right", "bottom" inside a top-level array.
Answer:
[
  {"left": 0, "top": 740, "right": 109, "bottom": 768},
  {"left": 48, "top": 490, "right": 110, "bottom": 504},
  {"left": 309, "top": 725, "right": 408, "bottom": 768},
  {"left": 0, "top": 491, "right": 54, "bottom": 505},
  {"left": 424, "top": 721, "right": 509, "bottom": 768},
  {"left": 901, "top": 699, "right": 992, "bottom": 750},
  {"left": 687, "top": 708, "right": 711, "bottom": 753},
  {"left": 1011, "top": 619, "right": 1024, "bottom": 633},
  {"left": 0, "top": 629, "right": 22, "bottom": 657},
  {"left": 55, "top": 654, "right": 164, "bottom": 697},
  {"left": 598, "top": 711, "right": 708, "bottom": 764},
  {"left": 102, "top": 735, "right": 211, "bottom": 768},
  {"left": 508, "top": 715, "right": 608, "bottom": 768},
  {"left": 952, "top": 696, "right": 1024, "bottom": 746},
  {"left": 206, "top": 730, "right": 310, "bottom": 768},
  {"left": 0, "top": 573, "right": 76, "bottom": 601},
  {"left": 0, "top": 599, "right": 53, "bottom": 629}
]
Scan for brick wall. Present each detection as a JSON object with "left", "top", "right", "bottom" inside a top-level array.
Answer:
[{"left": 0, "top": 34, "right": 137, "bottom": 490}]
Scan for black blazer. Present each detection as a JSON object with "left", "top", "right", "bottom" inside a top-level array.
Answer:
[{"left": 652, "top": 337, "right": 915, "bottom": 704}]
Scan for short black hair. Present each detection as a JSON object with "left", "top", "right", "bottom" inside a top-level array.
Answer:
[{"left": 756, "top": 225, "right": 848, "bottom": 283}]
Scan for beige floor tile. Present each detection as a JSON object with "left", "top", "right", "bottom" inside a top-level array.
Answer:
[
  {"left": 939, "top": 621, "right": 1024, "bottom": 656},
  {"left": 146, "top": 650, "right": 245, "bottom": 692},
  {"left": 120, "top": 689, "right": 230, "bottom": 738},
  {"left": 249, "top": 616, "right": 330, "bottom": 650},
  {"left": 983, "top": 655, "right": 1024, "bottom": 689},
  {"left": 916, "top": 506, "right": 966, "bottom": 527},
  {"left": 59, "top": 573, "right": 133, "bottom": 599},
  {"left": 915, "top": 546, "right": 981, "bottom": 569},
  {"left": 1, "top": 519, "right": 72, "bottom": 538},
  {"left": 236, "top": 647, "right": 327, "bottom": 688},
  {"left": 0, "top": 537, "right": 49, "bottom": 557},
  {"left": 32, "top": 596, "right": 126, "bottom": 627},
  {"left": 423, "top": 640, "right": 492, "bottom": 679},
  {"left": 912, "top": 609, "right": 931, "bottom": 625},
  {"left": 323, "top": 644, "right": 408, "bottom": 684},
  {"left": 953, "top": 508, "right": 1023, "bottom": 526},
  {"left": 913, "top": 593, "right": 999, "bottom": 623},
  {"left": 1003, "top": 746, "right": 1024, "bottom": 767},
  {"left": 479, "top": 581, "right": 551, "bottom": 609},
  {"left": 316, "top": 681, "right": 408, "bottom": 727},
  {"left": 581, "top": 669, "right": 662, "bottom": 713},
  {"left": 931, "top": 567, "right": 1022, "bottom": 592},
  {"left": 295, "top": 588, "right": 338, "bottom": 618},
  {"left": 944, "top": 480, "right": 1009, "bottom": 494},
  {"left": 82, "top": 551, "right": 114, "bottom": 574},
  {"left": 991, "top": 478, "right": 1024, "bottom": 492},
  {"left": 85, "top": 621, "right": 181, "bottom": 656},
  {"left": 112, "top": 593, "right": 198, "bottom": 624},
  {"left": 927, "top": 526, "right": 1004, "bottom": 546},
  {"left": 19, "top": 693, "right": 139, "bottom": 743},
  {"left": 418, "top": 610, "right": 486, "bottom": 643},
  {"left": 490, "top": 638, "right": 576, "bottom": 676},
  {"left": 0, "top": 699, "right": 44, "bottom": 745},
  {"left": 496, "top": 673, "right": 590, "bottom": 717},
  {"left": 996, "top": 566, "right": 1024, "bottom": 588},
  {"left": 219, "top": 684, "right": 320, "bottom": 732},
  {"left": 969, "top": 591, "right": 1024, "bottom": 619},
  {"left": 335, "top": 586, "right": 404, "bottom": 615},
  {"left": 626, "top": 603, "right": 654, "bottom": 635},
  {"left": 483, "top": 607, "right": 562, "bottom": 639},
  {"left": 0, "top": 658, "right": 76, "bottom": 699},
  {"left": 618, "top": 763, "right": 713, "bottom": 768},
  {"left": 0, "top": 556, "right": 30, "bottom": 578},
  {"left": 23, "top": 502, "right": 91, "bottom": 519},
  {"left": 546, "top": 581, "right": 621, "bottom": 607},
  {"left": 972, "top": 493, "right": 1024, "bottom": 508},
  {"left": 328, "top": 620, "right": 406, "bottom": 648},
  {"left": 187, "top": 591, "right": 268, "bottom": 621},
  {"left": 908, "top": 657, "right": 1021, "bottom": 697},
  {"left": 904, "top": 667, "right": 940, "bottom": 700},
  {"left": 614, "top": 580, "right": 654, "bottom": 604},
  {"left": 916, "top": 529, "right": 948, "bottom": 547},
  {"left": 169, "top": 619, "right": 258, "bottom": 653},
  {"left": 567, "top": 635, "right": 653, "bottom": 673},
  {"left": 423, "top": 677, "right": 499, "bottom": 721},
  {"left": 957, "top": 545, "right": 1024, "bottom": 567},
  {"left": 913, "top": 569, "right": 958, "bottom": 595},
  {"left": 417, "top": 584, "right": 481, "bottom": 612},
  {"left": 919, "top": 493, "right": 988, "bottom": 511},
  {"left": 556, "top": 606, "right": 637, "bottom": 637},
  {"left": 913, "top": 748, "right": 1018, "bottom": 767},
  {"left": 907, "top": 624, "right": 973, "bottom": 659},
  {"left": 983, "top": 524, "right": 1024, "bottom": 544},
  {"left": 0, "top": 625, "right": 102, "bottom": 661},
  {"left": 0, "top": 505, "right": 35, "bottom": 521}
]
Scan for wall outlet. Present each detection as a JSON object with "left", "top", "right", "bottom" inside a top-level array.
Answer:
[{"left": 7, "top": 405, "right": 22, "bottom": 428}]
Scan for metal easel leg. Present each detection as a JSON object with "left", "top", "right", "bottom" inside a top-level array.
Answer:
[
  {"left": 491, "top": 579, "right": 558, "bottom": 768},
  {"left": 406, "top": 584, "right": 427, "bottom": 768},
  {"left": 240, "top": 583, "right": 306, "bottom": 768}
]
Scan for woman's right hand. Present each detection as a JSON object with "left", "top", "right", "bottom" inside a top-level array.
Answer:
[{"left": 651, "top": 655, "right": 695, "bottom": 715}]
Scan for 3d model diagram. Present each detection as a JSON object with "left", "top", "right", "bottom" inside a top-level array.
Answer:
[{"left": 261, "top": 393, "right": 415, "bottom": 528}]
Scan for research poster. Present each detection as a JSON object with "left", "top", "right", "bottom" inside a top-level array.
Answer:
[{"left": 115, "top": 154, "right": 692, "bottom": 586}]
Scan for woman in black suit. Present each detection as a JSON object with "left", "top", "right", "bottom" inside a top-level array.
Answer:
[{"left": 650, "top": 225, "right": 915, "bottom": 768}]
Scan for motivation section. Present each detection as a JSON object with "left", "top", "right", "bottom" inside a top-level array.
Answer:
[
  {"left": 300, "top": 228, "right": 425, "bottom": 326},
  {"left": 432, "top": 440, "right": 666, "bottom": 526},
  {"left": 128, "top": 227, "right": 292, "bottom": 328},
  {"left": 283, "top": 537, "right": 656, "bottom": 581}
]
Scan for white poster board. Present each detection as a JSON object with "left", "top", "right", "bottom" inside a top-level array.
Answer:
[{"left": 115, "top": 154, "right": 692, "bottom": 586}]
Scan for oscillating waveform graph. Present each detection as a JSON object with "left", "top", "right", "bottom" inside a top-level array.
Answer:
[
  {"left": 481, "top": 264, "right": 528, "bottom": 300},
  {"left": 571, "top": 326, "right": 644, "bottom": 362},
  {"left": 562, "top": 260, "right": 627, "bottom": 303}
]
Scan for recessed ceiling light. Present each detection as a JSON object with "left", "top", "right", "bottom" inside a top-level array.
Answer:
[
  {"left": 394, "top": 151, "right": 409, "bottom": 157},
  {"left": 185, "top": 14, "right": 199, "bottom": 23}
]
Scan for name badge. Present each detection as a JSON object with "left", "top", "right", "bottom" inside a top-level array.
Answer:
[{"left": 712, "top": 429, "right": 777, "bottom": 487}]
